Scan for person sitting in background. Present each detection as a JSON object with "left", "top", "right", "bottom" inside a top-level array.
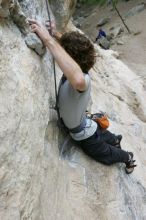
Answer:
[
  {"left": 95, "top": 28, "right": 110, "bottom": 50},
  {"left": 95, "top": 28, "right": 106, "bottom": 42}
]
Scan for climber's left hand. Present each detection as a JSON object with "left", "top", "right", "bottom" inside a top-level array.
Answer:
[{"left": 27, "top": 19, "right": 52, "bottom": 46}]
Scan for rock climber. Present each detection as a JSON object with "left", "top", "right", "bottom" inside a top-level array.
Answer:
[{"left": 28, "top": 18, "right": 136, "bottom": 174}]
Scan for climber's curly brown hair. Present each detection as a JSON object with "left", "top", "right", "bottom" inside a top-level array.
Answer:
[{"left": 59, "top": 31, "right": 96, "bottom": 73}]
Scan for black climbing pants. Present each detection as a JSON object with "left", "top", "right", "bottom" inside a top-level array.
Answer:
[{"left": 78, "top": 127, "right": 129, "bottom": 165}]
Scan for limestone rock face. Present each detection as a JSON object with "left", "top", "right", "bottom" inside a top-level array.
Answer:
[
  {"left": 25, "top": 33, "right": 46, "bottom": 56},
  {"left": 0, "top": 1, "right": 146, "bottom": 220},
  {"left": 0, "top": 0, "right": 10, "bottom": 18},
  {"left": 49, "top": 0, "right": 77, "bottom": 31},
  {"left": 125, "top": 2, "right": 145, "bottom": 18}
]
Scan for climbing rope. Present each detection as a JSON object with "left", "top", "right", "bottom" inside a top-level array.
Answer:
[{"left": 44, "top": 0, "right": 61, "bottom": 122}]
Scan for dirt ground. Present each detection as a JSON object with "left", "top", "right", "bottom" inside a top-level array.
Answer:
[{"left": 75, "top": 0, "right": 146, "bottom": 82}]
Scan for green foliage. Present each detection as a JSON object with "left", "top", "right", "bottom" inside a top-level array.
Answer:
[
  {"left": 79, "top": 0, "right": 100, "bottom": 4},
  {"left": 111, "top": 0, "right": 118, "bottom": 8},
  {"left": 78, "top": 0, "right": 118, "bottom": 7}
]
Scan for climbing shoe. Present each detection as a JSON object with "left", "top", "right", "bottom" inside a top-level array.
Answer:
[
  {"left": 125, "top": 152, "right": 137, "bottom": 174},
  {"left": 114, "top": 135, "right": 122, "bottom": 149}
]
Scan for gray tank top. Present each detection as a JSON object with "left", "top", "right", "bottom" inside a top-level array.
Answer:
[{"left": 58, "top": 74, "right": 97, "bottom": 141}]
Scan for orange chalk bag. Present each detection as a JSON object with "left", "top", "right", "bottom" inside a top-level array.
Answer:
[{"left": 86, "top": 112, "right": 109, "bottom": 130}]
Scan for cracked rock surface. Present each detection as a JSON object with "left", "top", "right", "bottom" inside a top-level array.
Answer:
[{"left": 0, "top": 1, "right": 146, "bottom": 220}]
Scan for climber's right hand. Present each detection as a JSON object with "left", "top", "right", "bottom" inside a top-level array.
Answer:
[
  {"left": 45, "top": 20, "right": 62, "bottom": 40},
  {"left": 45, "top": 20, "right": 56, "bottom": 35},
  {"left": 27, "top": 19, "right": 52, "bottom": 46}
]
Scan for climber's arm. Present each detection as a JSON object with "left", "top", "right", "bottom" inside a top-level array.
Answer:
[{"left": 28, "top": 19, "right": 86, "bottom": 91}]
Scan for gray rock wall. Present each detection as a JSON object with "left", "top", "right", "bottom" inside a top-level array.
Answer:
[
  {"left": 0, "top": 1, "right": 146, "bottom": 220},
  {"left": 0, "top": 1, "right": 57, "bottom": 219},
  {"left": 0, "top": 19, "right": 53, "bottom": 220},
  {"left": 49, "top": 0, "right": 77, "bottom": 31}
]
